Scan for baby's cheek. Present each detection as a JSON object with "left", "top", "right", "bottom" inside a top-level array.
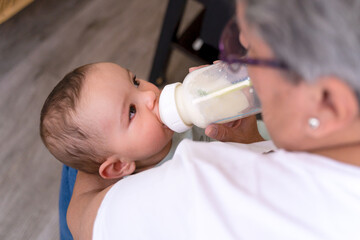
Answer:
[{"left": 145, "top": 125, "right": 165, "bottom": 141}]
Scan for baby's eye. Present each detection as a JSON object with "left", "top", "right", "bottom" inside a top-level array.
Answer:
[
  {"left": 132, "top": 75, "right": 140, "bottom": 88},
  {"left": 129, "top": 104, "right": 136, "bottom": 120}
]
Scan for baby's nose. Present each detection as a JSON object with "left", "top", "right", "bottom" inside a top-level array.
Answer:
[{"left": 143, "top": 90, "right": 156, "bottom": 110}]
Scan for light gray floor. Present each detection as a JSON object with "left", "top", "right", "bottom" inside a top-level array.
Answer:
[{"left": 0, "top": 0, "right": 201, "bottom": 239}]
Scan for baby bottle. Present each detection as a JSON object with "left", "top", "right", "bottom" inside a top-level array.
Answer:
[{"left": 159, "top": 61, "right": 261, "bottom": 133}]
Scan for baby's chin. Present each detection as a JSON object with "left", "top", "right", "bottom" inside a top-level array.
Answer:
[
  {"left": 161, "top": 122, "right": 170, "bottom": 130},
  {"left": 163, "top": 125, "right": 174, "bottom": 140},
  {"left": 164, "top": 124, "right": 174, "bottom": 136}
]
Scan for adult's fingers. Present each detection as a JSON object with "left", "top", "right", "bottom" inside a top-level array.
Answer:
[
  {"left": 205, "top": 124, "right": 232, "bottom": 142},
  {"left": 205, "top": 117, "right": 264, "bottom": 143},
  {"left": 189, "top": 65, "right": 209, "bottom": 72}
]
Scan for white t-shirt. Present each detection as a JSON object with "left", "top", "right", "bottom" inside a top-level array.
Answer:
[
  {"left": 93, "top": 140, "right": 360, "bottom": 240},
  {"left": 155, "top": 126, "right": 214, "bottom": 167}
]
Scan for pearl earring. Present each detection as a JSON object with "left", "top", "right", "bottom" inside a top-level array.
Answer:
[{"left": 308, "top": 118, "right": 320, "bottom": 129}]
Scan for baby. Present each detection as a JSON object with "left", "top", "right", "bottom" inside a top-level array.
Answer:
[
  {"left": 41, "top": 62, "right": 214, "bottom": 239},
  {"left": 40, "top": 61, "right": 212, "bottom": 179}
]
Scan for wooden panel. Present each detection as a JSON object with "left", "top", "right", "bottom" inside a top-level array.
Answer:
[{"left": 0, "top": 0, "right": 33, "bottom": 24}]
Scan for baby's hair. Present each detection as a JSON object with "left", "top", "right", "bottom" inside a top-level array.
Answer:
[{"left": 40, "top": 63, "right": 108, "bottom": 174}]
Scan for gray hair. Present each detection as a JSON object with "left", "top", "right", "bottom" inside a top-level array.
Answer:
[{"left": 238, "top": 0, "right": 360, "bottom": 101}]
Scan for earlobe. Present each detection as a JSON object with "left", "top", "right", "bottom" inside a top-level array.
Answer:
[
  {"left": 99, "top": 155, "right": 136, "bottom": 179},
  {"left": 307, "top": 77, "right": 358, "bottom": 137}
]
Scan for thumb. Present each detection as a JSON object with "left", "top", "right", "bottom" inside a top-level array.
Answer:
[{"left": 205, "top": 124, "right": 230, "bottom": 141}]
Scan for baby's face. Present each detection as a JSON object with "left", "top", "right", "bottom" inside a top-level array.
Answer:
[{"left": 78, "top": 63, "right": 173, "bottom": 164}]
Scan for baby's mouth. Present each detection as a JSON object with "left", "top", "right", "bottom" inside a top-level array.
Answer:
[
  {"left": 154, "top": 98, "right": 163, "bottom": 123},
  {"left": 155, "top": 98, "right": 170, "bottom": 129}
]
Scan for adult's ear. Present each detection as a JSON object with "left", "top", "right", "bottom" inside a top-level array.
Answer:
[
  {"left": 308, "top": 76, "right": 359, "bottom": 137},
  {"left": 99, "top": 155, "right": 136, "bottom": 180}
]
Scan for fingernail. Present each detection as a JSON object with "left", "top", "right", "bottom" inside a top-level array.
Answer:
[{"left": 207, "top": 126, "right": 218, "bottom": 138}]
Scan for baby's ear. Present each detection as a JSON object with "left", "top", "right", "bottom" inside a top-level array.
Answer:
[{"left": 99, "top": 155, "right": 136, "bottom": 179}]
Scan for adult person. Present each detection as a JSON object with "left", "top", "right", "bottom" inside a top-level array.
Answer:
[{"left": 69, "top": 0, "right": 360, "bottom": 239}]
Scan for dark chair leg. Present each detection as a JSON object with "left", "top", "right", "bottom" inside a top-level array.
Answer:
[{"left": 149, "top": 0, "right": 187, "bottom": 86}]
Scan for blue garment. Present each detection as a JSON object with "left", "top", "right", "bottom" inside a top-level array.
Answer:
[{"left": 59, "top": 165, "right": 77, "bottom": 240}]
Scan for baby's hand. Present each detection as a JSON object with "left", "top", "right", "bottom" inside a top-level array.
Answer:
[{"left": 205, "top": 115, "right": 265, "bottom": 143}]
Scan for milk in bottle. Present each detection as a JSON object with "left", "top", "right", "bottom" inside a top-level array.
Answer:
[{"left": 159, "top": 62, "right": 261, "bottom": 133}]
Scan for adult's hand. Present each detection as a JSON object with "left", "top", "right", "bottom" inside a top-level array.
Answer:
[
  {"left": 205, "top": 115, "right": 265, "bottom": 143},
  {"left": 188, "top": 61, "right": 219, "bottom": 72}
]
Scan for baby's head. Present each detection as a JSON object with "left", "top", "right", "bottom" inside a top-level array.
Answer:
[{"left": 40, "top": 62, "right": 173, "bottom": 178}]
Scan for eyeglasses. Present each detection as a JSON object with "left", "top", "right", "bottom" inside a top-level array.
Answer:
[{"left": 219, "top": 17, "right": 288, "bottom": 72}]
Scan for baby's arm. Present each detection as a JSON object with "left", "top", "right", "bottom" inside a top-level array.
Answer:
[{"left": 67, "top": 171, "right": 114, "bottom": 240}]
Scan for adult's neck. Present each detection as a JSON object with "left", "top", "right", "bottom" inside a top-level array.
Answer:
[
  {"left": 304, "top": 117, "right": 360, "bottom": 167},
  {"left": 311, "top": 141, "right": 360, "bottom": 167}
]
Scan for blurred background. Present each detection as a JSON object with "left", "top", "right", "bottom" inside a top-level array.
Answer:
[{"left": 0, "top": 0, "right": 233, "bottom": 238}]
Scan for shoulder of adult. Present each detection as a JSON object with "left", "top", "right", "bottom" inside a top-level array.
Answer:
[{"left": 93, "top": 139, "right": 360, "bottom": 239}]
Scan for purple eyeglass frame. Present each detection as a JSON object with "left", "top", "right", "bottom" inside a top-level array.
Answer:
[{"left": 218, "top": 17, "right": 288, "bottom": 70}]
